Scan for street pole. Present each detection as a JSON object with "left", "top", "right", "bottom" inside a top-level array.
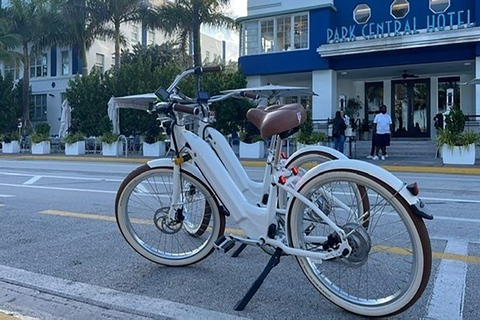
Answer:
[{"left": 192, "top": 0, "right": 201, "bottom": 96}]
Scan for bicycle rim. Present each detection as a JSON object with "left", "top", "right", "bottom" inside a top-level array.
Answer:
[{"left": 287, "top": 170, "right": 431, "bottom": 317}]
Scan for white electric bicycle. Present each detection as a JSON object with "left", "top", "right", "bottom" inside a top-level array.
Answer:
[{"left": 115, "top": 67, "right": 433, "bottom": 317}]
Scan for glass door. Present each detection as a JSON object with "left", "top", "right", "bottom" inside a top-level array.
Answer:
[{"left": 392, "top": 80, "right": 430, "bottom": 138}]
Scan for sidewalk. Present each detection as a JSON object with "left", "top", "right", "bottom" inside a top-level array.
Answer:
[{"left": 1, "top": 152, "right": 480, "bottom": 175}]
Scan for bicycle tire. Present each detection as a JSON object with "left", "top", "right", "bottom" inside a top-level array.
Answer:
[
  {"left": 115, "top": 164, "right": 225, "bottom": 266},
  {"left": 287, "top": 169, "right": 431, "bottom": 317}
]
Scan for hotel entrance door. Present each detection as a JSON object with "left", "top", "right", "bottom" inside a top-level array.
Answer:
[{"left": 391, "top": 80, "right": 430, "bottom": 138}]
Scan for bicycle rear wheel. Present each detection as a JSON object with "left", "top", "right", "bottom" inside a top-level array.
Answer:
[
  {"left": 287, "top": 169, "right": 431, "bottom": 317},
  {"left": 116, "top": 164, "right": 225, "bottom": 266}
]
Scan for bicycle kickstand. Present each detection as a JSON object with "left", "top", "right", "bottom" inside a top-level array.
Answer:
[{"left": 234, "top": 247, "right": 283, "bottom": 311}]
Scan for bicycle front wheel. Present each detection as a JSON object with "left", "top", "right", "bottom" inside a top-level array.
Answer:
[
  {"left": 287, "top": 169, "right": 431, "bottom": 317},
  {"left": 116, "top": 164, "right": 225, "bottom": 266}
]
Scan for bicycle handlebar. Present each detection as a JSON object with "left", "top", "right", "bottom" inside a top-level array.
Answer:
[{"left": 173, "top": 103, "right": 200, "bottom": 116}]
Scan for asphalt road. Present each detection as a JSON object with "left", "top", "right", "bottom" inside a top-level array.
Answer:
[{"left": 0, "top": 159, "right": 479, "bottom": 319}]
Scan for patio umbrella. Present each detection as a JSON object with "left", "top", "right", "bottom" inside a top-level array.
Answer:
[
  {"left": 107, "top": 93, "right": 158, "bottom": 134},
  {"left": 58, "top": 99, "right": 71, "bottom": 138}
]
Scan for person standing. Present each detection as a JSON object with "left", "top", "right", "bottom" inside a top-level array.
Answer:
[
  {"left": 366, "top": 110, "right": 380, "bottom": 159},
  {"left": 372, "top": 105, "right": 392, "bottom": 160},
  {"left": 332, "top": 110, "right": 347, "bottom": 153}
]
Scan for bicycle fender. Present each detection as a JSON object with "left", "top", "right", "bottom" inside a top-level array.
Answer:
[
  {"left": 285, "top": 146, "right": 348, "bottom": 165},
  {"left": 294, "top": 159, "right": 421, "bottom": 207}
]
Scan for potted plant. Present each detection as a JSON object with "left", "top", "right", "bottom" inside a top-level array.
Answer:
[
  {"left": 437, "top": 108, "right": 480, "bottom": 165},
  {"left": 345, "top": 97, "right": 363, "bottom": 137},
  {"left": 65, "top": 132, "right": 86, "bottom": 155},
  {"left": 296, "top": 131, "right": 326, "bottom": 150},
  {"left": 143, "top": 131, "right": 166, "bottom": 157},
  {"left": 239, "top": 131, "right": 265, "bottom": 159},
  {"left": 1, "top": 132, "right": 21, "bottom": 153},
  {"left": 100, "top": 131, "right": 123, "bottom": 156},
  {"left": 31, "top": 123, "right": 51, "bottom": 155}
]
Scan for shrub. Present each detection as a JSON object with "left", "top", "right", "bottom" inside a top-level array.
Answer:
[
  {"left": 65, "top": 132, "right": 85, "bottom": 144},
  {"left": 100, "top": 132, "right": 119, "bottom": 144},
  {"left": 2, "top": 131, "right": 20, "bottom": 143},
  {"left": 437, "top": 130, "right": 480, "bottom": 148}
]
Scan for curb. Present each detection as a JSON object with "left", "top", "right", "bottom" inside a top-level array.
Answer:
[{"left": 1, "top": 154, "right": 480, "bottom": 175}]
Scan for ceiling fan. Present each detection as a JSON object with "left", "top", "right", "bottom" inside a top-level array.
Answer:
[{"left": 393, "top": 70, "right": 419, "bottom": 80}]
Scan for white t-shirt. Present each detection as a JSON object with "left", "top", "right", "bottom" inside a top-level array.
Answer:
[{"left": 374, "top": 113, "right": 392, "bottom": 134}]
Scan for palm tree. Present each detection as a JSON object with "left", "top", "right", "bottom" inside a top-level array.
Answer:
[
  {"left": 156, "top": 0, "right": 236, "bottom": 69},
  {"left": 59, "top": 0, "right": 114, "bottom": 76},
  {"left": 91, "top": 0, "right": 159, "bottom": 72},
  {"left": 4, "top": 0, "right": 65, "bottom": 132},
  {"left": 0, "top": 14, "right": 21, "bottom": 64}
]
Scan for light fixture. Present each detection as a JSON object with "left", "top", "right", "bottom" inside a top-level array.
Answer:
[
  {"left": 341, "top": 72, "right": 348, "bottom": 75},
  {"left": 464, "top": 62, "right": 472, "bottom": 66}
]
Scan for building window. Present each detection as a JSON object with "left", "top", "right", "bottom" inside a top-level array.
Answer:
[
  {"left": 353, "top": 4, "right": 371, "bottom": 25},
  {"left": 365, "top": 82, "right": 384, "bottom": 123},
  {"left": 430, "top": 0, "right": 450, "bottom": 13},
  {"left": 148, "top": 30, "right": 155, "bottom": 44},
  {"left": 31, "top": 94, "right": 47, "bottom": 121},
  {"left": 391, "top": 0, "right": 410, "bottom": 19},
  {"left": 276, "top": 16, "right": 291, "bottom": 51},
  {"left": 61, "top": 50, "right": 69, "bottom": 75},
  {"left": 261, "top": 19, "right": 274, "bottom": 53},
  {"left": 95, "top": 53, "right": 105, "bottom": 73},
  {"left": 438, "top": 77, "right": 460, "bottom": 113},
  {"left": 242, "top": 21, "right": 259, "bottom": 55},
  {"left": 294, "top": 14, "right": 308, "bottom": 49},
  {"left": 241, "top": 13, "right": 308, "bottom": 56},
  {"left": 30, "top": 53, "right": 48, "bottom": 78},
  {"left": 4, "top": 63, "right": 20, "bottom": 80},
  {"left": 131, "top": 25, "right": 139, "bottom": 43}
]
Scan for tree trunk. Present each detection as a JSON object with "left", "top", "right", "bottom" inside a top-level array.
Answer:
[
  {"left": 22, "top": 43, "right": 31, "bottom": 134},
  {"left": 81, "top": 41, "right": 88, "bottom": 76},
  {"left": 114, "top": 21, "right": 121, "bottom": 71},
  {"left": 192, "top": 0, "right": 201, "bottom": 94}
]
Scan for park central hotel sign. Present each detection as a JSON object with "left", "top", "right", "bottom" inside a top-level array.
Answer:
[{"left": 327, "top": 9, "right": 475, "bottom": 43}]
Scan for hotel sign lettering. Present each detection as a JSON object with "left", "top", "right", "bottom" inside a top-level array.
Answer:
[{"left": 327, "top": 10, "right": 475, "bottom": 43}]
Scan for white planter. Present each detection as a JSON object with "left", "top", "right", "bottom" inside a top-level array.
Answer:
[
  {"left": 102, "top": 141, "right": 124, "bottom": 156},
  {"left": 239, "top": 141, "right": 265, "bottom": 159},
  {"left": 442, "top": 144, "right": 476, "bottom": 165},
  {"left": 31, "top": 141, "right": 50, "bottom": 155},
  {"left": 296, "top": 142, "right": 323, "bottom": 150},
  {"left": 2, "top": 141, "right": 20, "bottom": 153},
  {"left": 143, "top": 141, "right": 166, "bottom": 157},
  {"left": 65, "top": 141, "right": 85, "bottom": 155}
]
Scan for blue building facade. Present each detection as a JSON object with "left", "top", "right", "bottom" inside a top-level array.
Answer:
[{"left": 238, "top": 0, "right": 480, "bottom": 139}]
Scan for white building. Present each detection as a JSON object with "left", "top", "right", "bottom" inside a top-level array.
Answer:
[{"left": 1, "top": 0, "right": 226, "bottom": 135}]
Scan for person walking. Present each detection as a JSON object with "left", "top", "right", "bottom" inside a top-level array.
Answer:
[
  {"left": 366, "top": 110, "right": 380, "bottom": 159},
  {"left": 332, "top": 110, "right": 347, "bottom": 153},
  {"left": 372, "top": 105, "right": 392, "bottom": 160}
]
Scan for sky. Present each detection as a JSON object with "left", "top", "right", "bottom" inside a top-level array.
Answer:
[{"left": 203, "top": 0, "right": 248, "bottom": 61}]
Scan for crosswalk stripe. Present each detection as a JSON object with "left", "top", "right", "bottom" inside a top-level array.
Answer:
[{"left": 23, "top": 175, "right": 42, "bottom": 185}]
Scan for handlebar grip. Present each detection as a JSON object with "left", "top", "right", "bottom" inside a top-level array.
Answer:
[
  {"left": 173, "top": 103, "right": 200, "bottom": 116},
  {"left": 240, "top": 91, "right": 260, "bottom": 100},
  {"left": 202, "top": 65, "right": 223, "bottom": 74}
]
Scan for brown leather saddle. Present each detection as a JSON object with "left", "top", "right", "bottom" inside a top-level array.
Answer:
[{"left": 246, "top": 104, "right": 307, "bottom": 139}]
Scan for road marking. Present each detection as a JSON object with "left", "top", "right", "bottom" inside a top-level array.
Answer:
[
  {"left": 23, "top": 176, "right": 42, "bottom": 185},
  {"left": 0, "top": 183, "right": 116, "bottom": 195},
  {"left": 0, "top": 204, "right": 4, "bottom": 208},
  {"left": 0, "top": 195, "right": 15, "bottom": 198},
  {"left": 427, "top": 240, "right": 468, "bottom": 320},
  {"left": 40, "top": 210, "right": 245, "bottom": 235},
  {"left": 422, "top": 196, "right": 480, "bottom": 204},
  {"left": 0, "top": 264, "right": 247, "bottom": 320},
  {"left": 0, "top": 171, "right": 122, "bottom": 182},
  {"left": 40, "top": 210, "right": 480, "bottom": 264}
]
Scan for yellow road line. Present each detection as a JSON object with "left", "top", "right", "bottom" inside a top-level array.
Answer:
[
  {"left": 40, "top": 209, "right": 480, "bottom": 264},
  {"left": 40, "top": 210, "right": 244, "bottom": 235}
]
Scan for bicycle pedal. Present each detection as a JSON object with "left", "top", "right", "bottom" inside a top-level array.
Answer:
[{"left": 214, "top": 235, "right": 236, "bottom": 253}]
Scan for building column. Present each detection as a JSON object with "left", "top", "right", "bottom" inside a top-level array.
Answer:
[
  {"left": 476, "top": 57, "right": 480, "bottom": 116},
  {"left": 312, "top": 70, "right": 337, "bottom": 122},
  {"left": 383, "top": 80, "right": 391, "bottom": 110},
  {"left": 430, "top": 77, "right": 439, "bottom": 139}
]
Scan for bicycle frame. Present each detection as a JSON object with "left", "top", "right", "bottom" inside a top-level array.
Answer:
[{"left": 163, "top": 120, "right": 352, "bottom": 260}]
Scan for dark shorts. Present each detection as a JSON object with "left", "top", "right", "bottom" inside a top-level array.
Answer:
[{"left": 376, "top": 133, "right": 390, "bottom": 147}]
